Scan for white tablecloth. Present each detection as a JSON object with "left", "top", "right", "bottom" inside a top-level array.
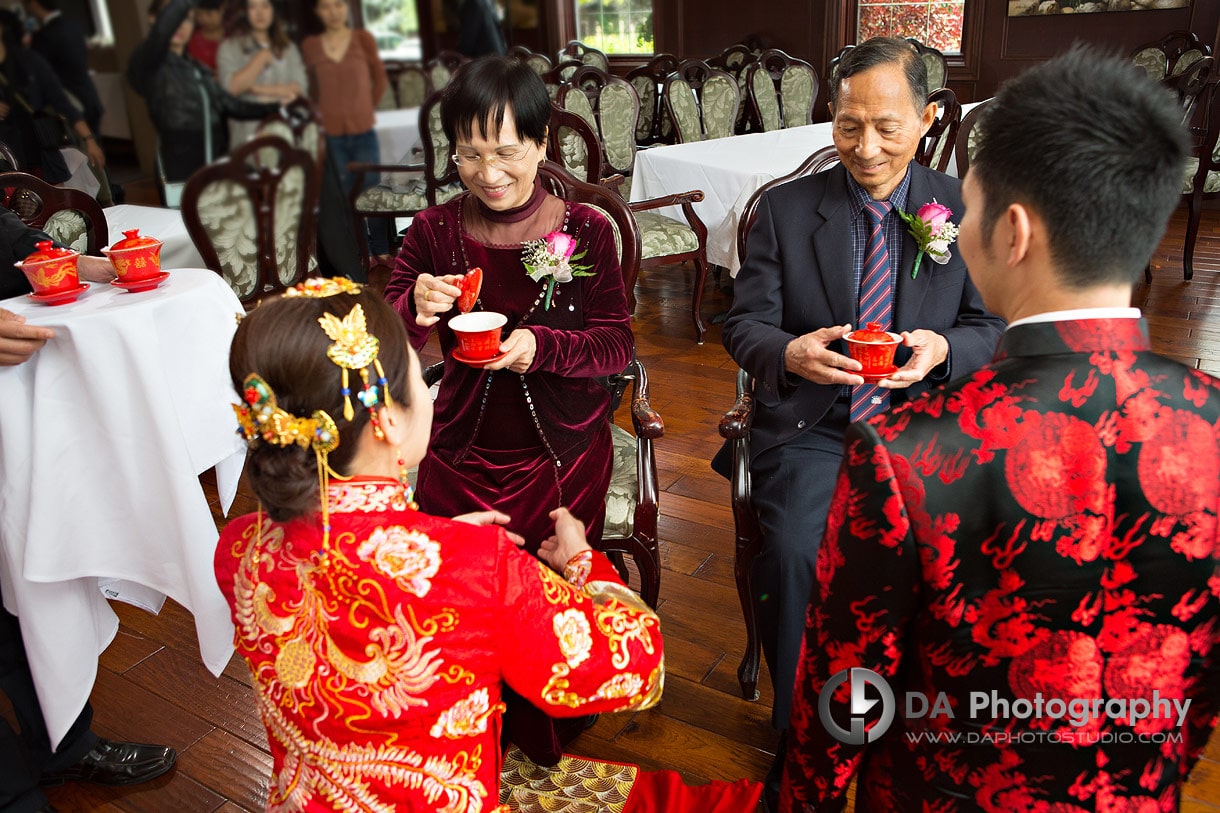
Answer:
[
  {"left": 105, "top": 204, "right": 206, "bottom": 271},
  {"left": 374, "top": 107, "right": 422, "bottom": 164},
  {"left": 0, "top": 269, "right": 247, "bottom": 747},
  {"left": 630, "top": 101, "right": 983, "bottom": 276}
]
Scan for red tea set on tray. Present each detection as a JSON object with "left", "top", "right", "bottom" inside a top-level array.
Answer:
[{"left": 15, "top": 229, "right": 167, "bottom": 306}]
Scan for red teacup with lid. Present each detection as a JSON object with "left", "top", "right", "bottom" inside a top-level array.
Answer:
[
  {"left": 844, "top": 321, "right": 902, "bottom": 372},
  {"left": 103, "top": 229, "right": 163, "bottom": 282},
  {"left": 17, "top": 240, "right": 80, "bottom": 295}
]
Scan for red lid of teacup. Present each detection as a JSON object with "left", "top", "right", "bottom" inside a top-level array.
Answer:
[
  {"left": 109, "top": 229, "right": 161, "bottom": 251},
  {"left": 21, "top": 240, "right": 77, "bottom": 264},
  {"left": 847, "top": 322, "right": 894, "bottom": 343}
]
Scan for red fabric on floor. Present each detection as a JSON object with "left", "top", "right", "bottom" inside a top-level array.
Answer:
[{"left": 624, "top": 769, "right": 763, "bottom": 813}]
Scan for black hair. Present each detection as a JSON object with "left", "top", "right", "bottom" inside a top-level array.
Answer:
[
  {"left": 971, "top": 46, "right": 1189, "bottom": 288},
  {"left": 229, "top": 288, "right": 413, "bottom": 522},
  {"left": 830, "top": 36, "right": 927, "bottom": 114},
  {"left": 440, "top": 55, "right": 550, "bottom": 147}
]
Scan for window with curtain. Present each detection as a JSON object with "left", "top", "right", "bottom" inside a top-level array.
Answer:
[
  {"left": 858, "top": 1, "right": 966, "bottom": 54},
  {"left": 364, "top": 0, "right": 423, "bottom": 59},
  {"left": 574, "top": 0, "right": 654, "bottom": 55}
]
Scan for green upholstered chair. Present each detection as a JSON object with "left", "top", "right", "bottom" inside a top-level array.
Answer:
[
  {"left": 180, "top": 135, "right": 319, "bottom": 304},
  {"left": 558, "top": 65, "right": 713, "bottom": 342},
  {"left": 347, "top": 91, "right": 463, "bottom": 274},
  {"left": 744, "top": 48, "right": 818, "bottom": 132},
  {"left": 917, "top": 87, "right": 961, "bottom": 174},
  {"left": 425, "top": 50, "right": 468, "bottom": 92},
  {"left": 1178, "top": 81, "right": 1220, "bottom": 281},
  {"left": 723, "top": 145, "right": 841, "bottom": 701},
  {"left": 953, "top": 97, "right": 993, "bottom": 178},
  {"left": 507, "top": 45, "right": 553, "bottom": 75},
  {"left": 1132, "top": 31, "right": 1211, "bottom": 82},
  {"left": 626, "top": 53, "right": 681, "bottom": 146},
  {"left": 395, "top": 62, "right": 430, "bottom": 109},
  {"left": 906, "top": 38, "right": 948, "bottom": 91},
  {"left": 546, "top": 102, "right": 602, "bottom": 186},
  {"left": 557, "top": 39, "right": 609, "bottom": 73},
  {"left": 662, "top": 59, "right": 740, "bottom": 144},
  {"left": 540, "top": 59, "right": 583, "bottom": 101},
  {"left": 708, "top": 44, "right": 759, "bottom": 134},
  {"left": 0, "top": 170, "right": 107, "bottom": 257}
]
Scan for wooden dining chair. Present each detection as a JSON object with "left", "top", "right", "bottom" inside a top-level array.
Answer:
[
  {"left": 507, "top": 45, "right": 552, "bottom": 75},
  {"left": 539, "top": 58, "right": 583, "bottom": 100},
  {"left": 418, "top": 160, "right": 662, "bottom": 608},
  {"left": 721, "top": 144, "right": 840, "bottom": 701},
  {"left": 347, "top": 90, "right": 463, "bottom": 274},
  {"left": 558, "top": 65, "right": 713, "bottom": 342},
  {"left": 954, "top": 97, "right": 993, "bottom": 178},
  {"left": 918, "top": 87, "right": 962, "bottom": 173},
  {"left": 181, "top": 134, "right": 320, "bottom": 304},
  {"left": 395, "top": 62, "right": 431, "bottom": 109},
  {"left": 626, "top": 53, "right": 681, "bottom": 146},
  {"left": 744, "top": 48, "right": 819, "bottom": 132},
  {"left": 1176, "top": 80, "right": 1220, "bottom": 281},
  {"left": 557, "top": 39, "right": 609, "bottom": 72},
  {"left": 663, "top": 59, "right": 740, "bottom": 144},
  {"left": 426, "top": 50, "right": 468, "bottom": 91},
  {"left": 546, "top": 102, "right": 602, "bottom": 186},
  {"left": 906, "top": 37, "right": 948, "bottom": 91},
  {"left": 0, "top": 170, "right": 108, "bottom": 256},
  {"left": 1132, "top": 30, "right": 1212, "bottom": 82}
]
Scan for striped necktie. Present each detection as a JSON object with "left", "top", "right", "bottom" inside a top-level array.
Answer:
[{"left": 851, "top": 200, "right": 893, "bottom": 422}]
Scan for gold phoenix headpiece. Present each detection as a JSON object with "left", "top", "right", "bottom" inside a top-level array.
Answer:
[{"left": 232, "top": 278, "right": 399, "bottom": 547}]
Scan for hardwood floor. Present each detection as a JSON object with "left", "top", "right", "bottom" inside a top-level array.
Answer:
[{"left": 33, "top": 202, "right": 1220, "bottom": 811}]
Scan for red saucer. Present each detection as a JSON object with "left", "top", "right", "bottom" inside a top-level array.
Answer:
[
  {"left": 452, "top": 348, "right": 509, "bottom": 367},
  {"left": 111, "top": 271, "right": 170, "bottom": 293},
  {"left": 858, "top": 365, "right": 899, "bottom": 382},
  {"left": 27, "top": 283, "right": 88, "bottom": 306}
]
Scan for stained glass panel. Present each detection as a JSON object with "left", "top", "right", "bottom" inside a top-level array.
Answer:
[{"left": 857, "top": 1, "right": 965, "bottom": 54}]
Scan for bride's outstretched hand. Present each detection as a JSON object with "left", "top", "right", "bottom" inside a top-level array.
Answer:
[
  {"left": 538, "top": 507, "right": 591, "bottom": 572},
  {"left": 453, "top": 509, "right": 525, "bottom": 547}
]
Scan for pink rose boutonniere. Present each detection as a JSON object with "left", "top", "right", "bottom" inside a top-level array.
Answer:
[
  {"left": 896, "top": 200, "right": 959, "bottom": 279},
  {"left": 522, "top": 230, "right": 593, "bottom": 310}
]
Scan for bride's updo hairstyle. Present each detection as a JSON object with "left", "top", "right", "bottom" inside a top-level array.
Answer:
[{"left": 228, "top": 286, "right": 411, "bottom": 522}]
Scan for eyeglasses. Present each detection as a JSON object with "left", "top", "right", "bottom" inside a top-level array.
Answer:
[{"left": 451, "top": 146, "right": 532, "bottom": 168}]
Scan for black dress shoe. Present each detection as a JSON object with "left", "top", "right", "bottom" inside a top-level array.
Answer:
[{"left": 40, "top": 738, "right": 177, "bottom": 787}]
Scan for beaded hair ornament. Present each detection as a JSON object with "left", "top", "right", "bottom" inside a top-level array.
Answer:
[{"left": 232, "top": 277, "right": 411, "bottom": 550}]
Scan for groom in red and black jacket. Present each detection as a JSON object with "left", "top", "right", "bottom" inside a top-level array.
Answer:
[{"left": 782, "top": 48, "right": 1220, "bottom": 812}]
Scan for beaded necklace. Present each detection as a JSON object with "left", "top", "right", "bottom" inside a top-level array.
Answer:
[{"left": 449, "top": 192, "right": 575, "bottom": 503}]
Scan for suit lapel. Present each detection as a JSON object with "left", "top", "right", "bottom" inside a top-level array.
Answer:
[
  {"left": 811, "top": 166, "right": 858, "bottom": 327},
  {"left": 894, "top": 165, "right": 933, "bottom": 331}
]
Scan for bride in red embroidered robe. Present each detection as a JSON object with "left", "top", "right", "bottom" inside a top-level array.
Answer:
[{"left": 215, "top": 285, "right": 664, "bottom": 812}]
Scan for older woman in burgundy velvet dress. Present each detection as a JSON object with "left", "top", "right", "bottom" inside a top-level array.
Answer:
[
  {"left": 382, "top": 56, "right": 633, "bottom": 765},
  {"left": 383, "top": 57, "right": 631, "bottom": 554}
]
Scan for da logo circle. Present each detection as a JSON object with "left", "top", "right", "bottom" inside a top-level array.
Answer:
[{"left": 818, "top": 667, "right": 895, "bottom": 745}]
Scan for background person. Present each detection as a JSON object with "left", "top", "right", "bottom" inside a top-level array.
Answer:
[
  {"left": 216, "top": 281, "right": 663, "bottom": 811},
  {"left": 127, "top": 0, "right": 278, "bottom": 186},
  {"left": 0, "top": 8, "right": 103, "bottom": 182},
  {"left": 23, "top": 0, "right": 103, "bottom": 137},
  {"left": 300, "top": 0, "right": 389, "bottom": 257},
  {"left": 185, "top": 0, "right": 224, "bottom": 73},
  {"left": 718, "top": 36, "right": 1004, "bottom": 807},
  {"left": 782, "top": 48, "right": 1219, "bottom": 813},
  {"left": 216, "top": 0, "right": 306, "bottom": 147}
]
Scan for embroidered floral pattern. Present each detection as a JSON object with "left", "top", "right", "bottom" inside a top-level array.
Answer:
[
  {"left": 430, "top": 688, "right": 504, "bottom": 740},
  {"left": 360, "top": 526, "right": 442, "bottom": 597},
  {"left": 554, "top": 609, "right": 593, "bottom": 668}
]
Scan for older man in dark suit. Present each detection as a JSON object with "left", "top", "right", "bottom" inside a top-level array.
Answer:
[
  {"left": 782, "top": 48, "right": 1218, "bottom": 812},
  {"left": 720, "top": 36, "right": 1004, "bottom": 803}
]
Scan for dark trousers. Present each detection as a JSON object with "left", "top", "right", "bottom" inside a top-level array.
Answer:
[
  {"left": 0, "top": 598, "right": 96, "bottom": 813},
  {"left": 749, "top": 398, "right": 850, "bottom": 730}
]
